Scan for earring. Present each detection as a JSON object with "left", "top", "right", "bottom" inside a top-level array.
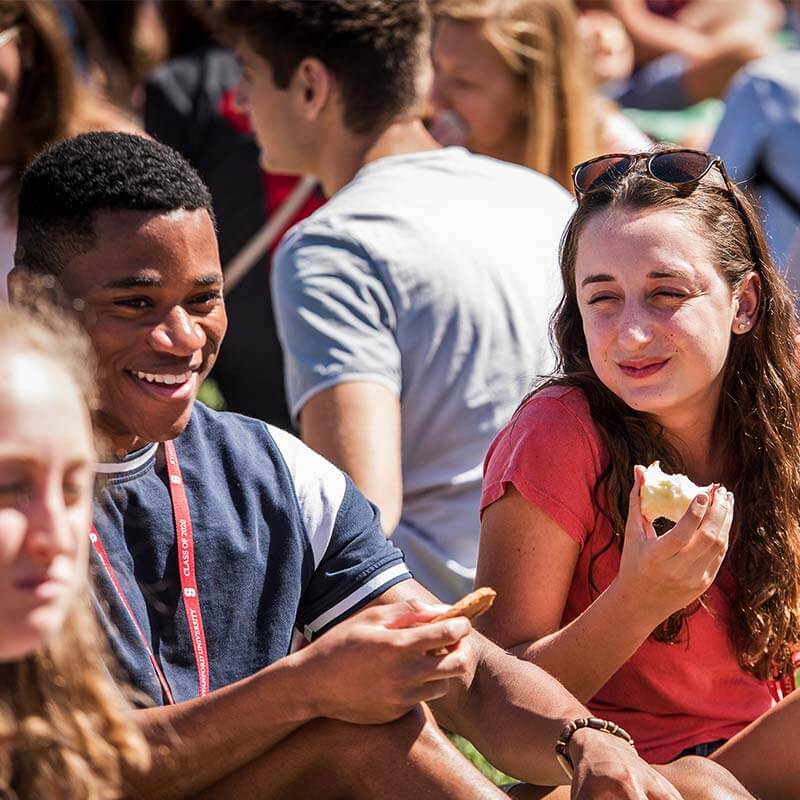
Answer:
[{"left": 737, "top": 320, "right": 750, "bottom": 330}]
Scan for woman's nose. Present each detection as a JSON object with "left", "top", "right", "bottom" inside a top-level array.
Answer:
[
  {"left": 23, "top": 488, "right": 72, "bottom": 564},
  {"left": 617, "top": 307, "right": 654, "bottom": 348}
]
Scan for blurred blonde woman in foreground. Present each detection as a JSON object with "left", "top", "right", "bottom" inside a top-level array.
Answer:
[
  {"left": 428, "top": 0, "right": 649, "bottom": 191},
  {"left": 0, "top": 302, "right": 148, "bottom": 798}
]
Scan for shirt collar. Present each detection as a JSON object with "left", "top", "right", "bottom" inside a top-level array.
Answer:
[{"left": 96, "top": 441, "right": 159, "bottom": 474}]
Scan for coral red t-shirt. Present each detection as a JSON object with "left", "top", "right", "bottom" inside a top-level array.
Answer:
[{"left": 481, "top": 385, "right": 772, "bottom": 763}]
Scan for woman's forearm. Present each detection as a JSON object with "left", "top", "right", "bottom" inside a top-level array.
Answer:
[{"left": 510, "top": 580, "right": 661, "bottom": 703}]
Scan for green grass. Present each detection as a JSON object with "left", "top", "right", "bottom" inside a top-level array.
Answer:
[
  {"left": 622, "top": 99, "right": 723, "bottom": 145},
  {"left": 198, "top": 378, "right": 226, "bottom": 410},
  {"left": 449, "top": 732, "right": 519, "bottom": 786}
]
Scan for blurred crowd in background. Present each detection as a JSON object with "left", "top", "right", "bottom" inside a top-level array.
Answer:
[
  {"left": 0, "top": 0, "right": 798, "bottom": 428},
  {"left": 3, "top": 3, "right": 800, "bottom": 798}
]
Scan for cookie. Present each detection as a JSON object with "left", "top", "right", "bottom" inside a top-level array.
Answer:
[{"left": 430, "top": 587, "right": 497, "bottom": 623}]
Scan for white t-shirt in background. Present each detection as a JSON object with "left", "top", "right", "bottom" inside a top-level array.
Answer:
[{"left": 273, "top": 147, "right": 574, "bottom": 601}]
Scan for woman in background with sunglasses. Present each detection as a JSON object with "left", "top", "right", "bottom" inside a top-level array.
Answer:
[{"left": 476, "top": 146, "right": 800, "bottom": 764}]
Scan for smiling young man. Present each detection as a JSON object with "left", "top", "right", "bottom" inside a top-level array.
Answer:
[{"left": 6, "top": 131, "right": 694, "bottom": 800}]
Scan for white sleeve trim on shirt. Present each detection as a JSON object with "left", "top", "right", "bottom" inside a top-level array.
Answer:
[
  {"left": 303, "top": 562, "right": 410, "bottom": 640},
  {"left": 267, "top": 425, "right": 347, "bottom": 569}
]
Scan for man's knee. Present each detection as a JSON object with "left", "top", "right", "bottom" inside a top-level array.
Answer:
[{"left": 657, "top": 757, "right": 755, "bottom": 800}]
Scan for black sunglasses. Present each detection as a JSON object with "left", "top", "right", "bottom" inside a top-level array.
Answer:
[
  {"left": 572, "top": 148, "right": 736, "bottom": 197},
  {"left": 571, "top": 148, "right": 761, "bottom": 267}
]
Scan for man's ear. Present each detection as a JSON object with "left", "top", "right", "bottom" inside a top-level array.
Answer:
[
  {"left": 294, "top": 57, "right": 332, "bottom": 121},
  {"left": 731, "top": 271, "right": 761, "bottom": 335}
]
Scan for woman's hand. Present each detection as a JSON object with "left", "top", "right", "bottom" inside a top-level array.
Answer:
[{"left": 615, "top": 465, "right": 734, "bottom": 627}]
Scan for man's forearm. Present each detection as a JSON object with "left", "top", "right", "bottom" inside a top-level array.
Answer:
[
  {"left": 126, "top": 651, "right": 318, "bottom": 800},
  {"left": 431, "top": 633, "right": 587, "bottom": 786}
]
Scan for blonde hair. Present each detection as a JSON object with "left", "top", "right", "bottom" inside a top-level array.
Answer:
[
  {"left": 431, "top": 0, "right": 596, "bottom": 189},
  {"left": 0, "top": 303, "right": 149, "bottom": 798},
  {"left": 0, "top": 599, "right": 150, "bottom": 799}
]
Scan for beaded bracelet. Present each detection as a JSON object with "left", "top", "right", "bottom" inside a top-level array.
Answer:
[{"left": 555, "top": 717, "right": 636, "bottom": 779}]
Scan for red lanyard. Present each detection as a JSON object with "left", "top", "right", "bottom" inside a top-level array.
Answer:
[{"left": 90, "top": 440, "right": 210, "bottom": 703}]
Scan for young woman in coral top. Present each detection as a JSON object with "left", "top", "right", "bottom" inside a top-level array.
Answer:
[{"left": 477, "top": 147, "right": 800, "bottom": 764}]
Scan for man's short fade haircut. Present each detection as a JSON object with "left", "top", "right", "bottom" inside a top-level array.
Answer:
[
  {"left": 218, "top": 0, "right": 429, "bottom": 135},
  {"left": 15, "top": 131, "right": 216, "bottom": 275}
]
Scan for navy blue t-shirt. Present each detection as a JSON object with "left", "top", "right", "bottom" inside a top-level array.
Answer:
[{"left": 92, "top": 403, "right": 410, "bottom": 705}]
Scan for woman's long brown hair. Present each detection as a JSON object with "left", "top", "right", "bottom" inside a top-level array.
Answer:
[
  {"left": 0, "top": 1, "right": 76, "bottom": 209},
  {"left": 0, "top": 598, "right": 149, "bottom": 799},
  {"left": 539, "top": 154, "right": 800, "bottom": 680}
]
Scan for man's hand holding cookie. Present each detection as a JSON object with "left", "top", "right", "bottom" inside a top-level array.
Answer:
[
  {"left": 426, "top": 588, "right": 496, "bottom": 655},
  {"left": 429, "top": 587, "right": 497, "bottom": 623}
]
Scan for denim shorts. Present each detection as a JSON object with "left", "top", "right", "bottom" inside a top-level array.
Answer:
[{"left": 674, "top": 738, "right": 727, "bottom": 759}]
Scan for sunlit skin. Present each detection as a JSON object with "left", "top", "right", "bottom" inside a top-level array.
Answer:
[
  {"left": 575, "top": 207, "right": 756, "bottom": 469},
  {"left": 429, "top": 18, "right": 528, "bottom": 165},
  {"left": 0, "top": 25, "right": 22, "bottom": 160},
  {"left": 56, "top": 209, "right": 227, "bottom": 456},
  {"left": 234, "top": 40, "right": 312, "bottom": 174},
  {"left": 0, "top": 352, "right": 94, "bottom": 662}
]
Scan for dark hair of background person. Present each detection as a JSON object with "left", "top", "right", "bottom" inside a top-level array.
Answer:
[
  {"left": 73, "top": 0, "right": 140, "bottom": 97},
  {"left": 14, "top": 131, "right": 215, "bottom": 276},
  {"left": 0, "top": 0, "right": 105, "bottom": 218},
  {"left": 535, "top": 148, "right": 800, "bottom": 682},
  {"left": 216, "top": 0, "right": 430, "bottom": 135},
  {"left": 69, "top": 0, "right": 169, "bottom": 112},
  {"left": 0, "top": 301, "right": 149, "bottom": 799},
  {"left": 0, "top": 0, "right": 134, "bottom": 225},
  {"left": 159, "top": 0, "right": 217, "bottom": 58}
]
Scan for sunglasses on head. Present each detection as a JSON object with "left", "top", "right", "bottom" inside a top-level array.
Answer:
[
  {"left": 572, "top": 148, "right": 761, "bottom": 267},
  {"left": 572, "top": 148, "right": 735, "bottom": 197}
]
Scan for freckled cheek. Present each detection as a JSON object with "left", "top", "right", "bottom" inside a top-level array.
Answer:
[
  {"left": 689, "top": 329, "right": 730, "bottom": 375},
  {"left": 583, "top": 338, "right": 615, "bottom": 384},
  {"left": 582, "top": 317, "right": 616, "bottom": 363},
  {"left": 672, "top": 317, "right": 722, "bottom": 357}
]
